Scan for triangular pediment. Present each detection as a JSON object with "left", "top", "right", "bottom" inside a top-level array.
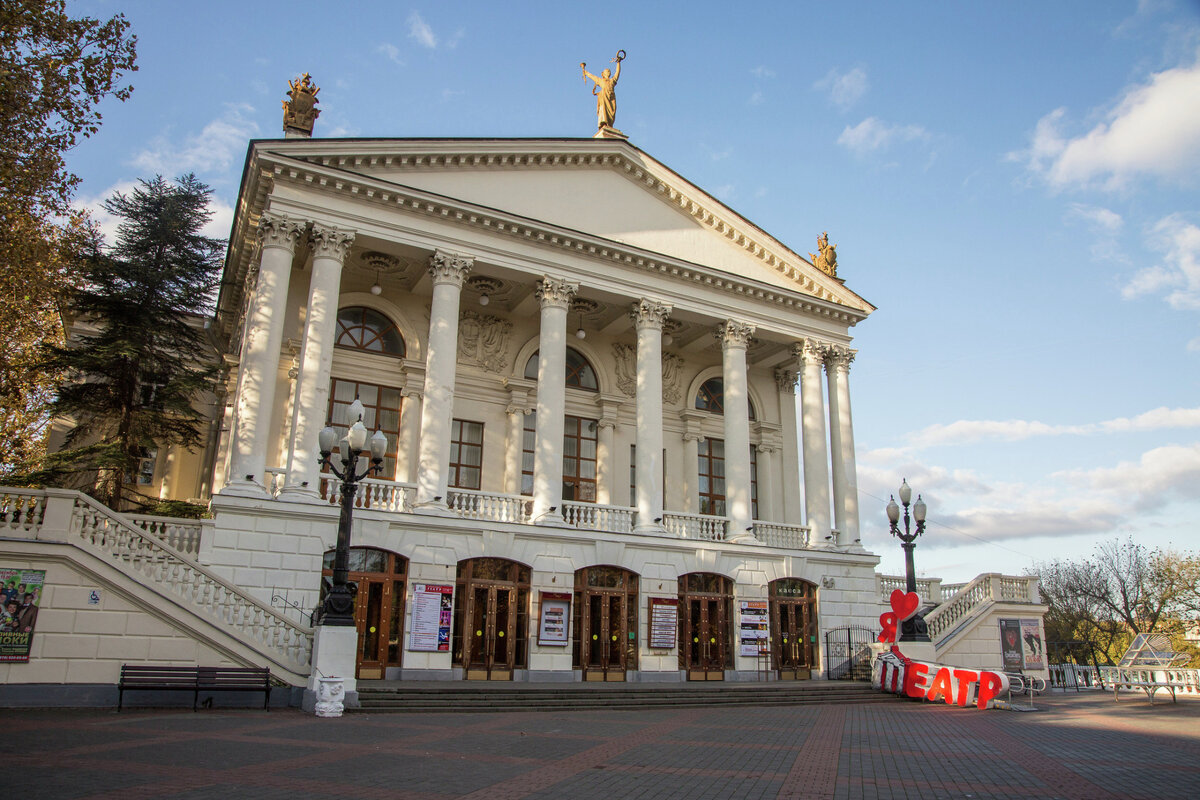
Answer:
[{"left": 257, "top": 139, "right": 872, "bottom": 313}]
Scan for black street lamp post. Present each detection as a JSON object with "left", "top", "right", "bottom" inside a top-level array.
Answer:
[
  {"left": 316, "top": 398, "right": 387, "bottom": 627},
  {"left": 886, "top": 479, "right": 931, "bottom": 642}
]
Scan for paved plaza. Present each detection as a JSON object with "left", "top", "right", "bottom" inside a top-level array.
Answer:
[{"left": 3, "top": 692, "right": 1198, "bottom": 799}]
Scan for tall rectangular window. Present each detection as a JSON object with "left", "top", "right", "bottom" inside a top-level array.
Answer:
[
  {"left": 327, "top": 378, "right": 402, "bottom": 479},
  {"left": 521, "top": 413, "right": 597, "bottom": 502},
  {"left": 697, "top": 439, "right": 758, "bottom": 518},
  {"left": 449, "top": 419, "right": 483, "bottom": 490}
]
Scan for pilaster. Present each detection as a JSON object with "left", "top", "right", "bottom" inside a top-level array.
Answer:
[{"left": 775, "top": 367, "right": 802, "bottom": 525}]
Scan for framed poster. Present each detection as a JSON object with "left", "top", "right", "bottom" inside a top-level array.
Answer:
[
  {"left": 739, "top": 600, "right": 769, "bottom": 656},
  {"left": 1020, "top": 618, "right": 1045, "bottom": 671},
  {"left": 999, "top": 618, "right": 1024, "bottom": 671},
  {"left": 0, "top": 568, "right": 46, "bottom": 663},
  {"left": 408, "top": 583, "right": 453, "bottom": 652},
  {"left": 648, "top": 597, "right": 678, "bottom": 649},
  {"left": 537, "top": 592, "right": 571, "bottom": 645}
]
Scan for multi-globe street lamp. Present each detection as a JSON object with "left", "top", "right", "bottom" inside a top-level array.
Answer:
[
  {"left": 316, "top": 398, "right": 387, "bottom": 627},
  {"left": 886, "top": 479, "right": 931, "bottom": 642}
]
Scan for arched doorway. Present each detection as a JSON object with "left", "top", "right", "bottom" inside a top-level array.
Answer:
[
  {"left": 320, "top": 547, "right": 408, "bottom": 680},
  {"left": 573, "top": 566, "right": 639, "bottom": 681},
  {"left": 678, "top": 572, "right": 733, "bottom": 681},
  {"left": 769, "top": 578, "right": 818, "bottom": 680},
  {"left": 452, "top": 558, "right": 531, "bottom": 680}
]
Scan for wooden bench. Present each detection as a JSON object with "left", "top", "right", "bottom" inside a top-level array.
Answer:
[{"left": 118, "top": 664, "right": 271, "bottom": 711}]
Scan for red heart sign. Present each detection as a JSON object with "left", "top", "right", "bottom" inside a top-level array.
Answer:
[
  {"left": 878, "top": 611, "right": 898, "bottom": 643},
  {"left": 890, "top": 589, "right": 921, "bottom": 621}
]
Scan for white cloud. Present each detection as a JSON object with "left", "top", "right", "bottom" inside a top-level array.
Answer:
[
  {"left": 1065, "top": 203, "right": 1125, "bottom": 261},
  {"left": 751, "top": 65, "right": 775, "bottom": 79},
  {"left": 1012, "top": 54, "right": 1200, "bottom": 189},
  {"left": 130, "top": 104, "right": 259, "bottom": 177},
  {"left": 1122, "top": 214, "right": 1200, "bottom": 311},
  {"left": 408, "top": 12, "right": 437, "bottom": 49},
  {"left": 75, "top": 182, "right": 235, "bottom": 244},
  {"left": 837, "top": 117, "right": 930, "bottom": 156},
  {"left": 377, "top": 43, "right": 404, "bottom": 66},
  {"left": 906, "top": 406, "right": 1200, "bottom": 447},
  {"left": 814, "top": 67, "right": 869, "bottom": 110},
  {"left": 1057, "top": 443, "right": 1200, "bottom": 513},
  {"left": 748, "top": 90, "right": 764, "bottom": 106}
]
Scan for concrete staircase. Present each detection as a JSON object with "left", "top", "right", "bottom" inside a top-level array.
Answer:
[{"left": 354, "top": 679, "right": 896, "bottom": 713}]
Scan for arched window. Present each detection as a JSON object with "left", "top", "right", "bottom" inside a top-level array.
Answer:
[
  {"left": 694, "top": 377, "right": 756, "bottom": 419},
  {"left": 335, "top": 306, "right": 405, "bottom": 356},
  {"left": 523, "top": 347, "right": 598, "bottom": 391}
]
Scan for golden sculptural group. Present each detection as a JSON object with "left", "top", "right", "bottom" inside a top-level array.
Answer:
[
  {"left": 283, "top": 73, "right": 321, "bottom": 136},
  {"left": 809, "top": 232, "right": 839, "bottom": 279},
  {"left": 581, "top": 50, "right": 626, "bottom": 137}
]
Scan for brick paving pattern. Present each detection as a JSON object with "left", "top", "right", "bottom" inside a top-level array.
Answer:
[{"left": 3, "top": 692, "right": 1198, "bottom": 799}]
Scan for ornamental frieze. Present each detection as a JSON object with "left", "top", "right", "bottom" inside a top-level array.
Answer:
[
  {"left": 458, "top": 311, "right": 512, "bottom": 373},
  {"left": 612, "top": 343, "right": 686, "bottom": 404}
]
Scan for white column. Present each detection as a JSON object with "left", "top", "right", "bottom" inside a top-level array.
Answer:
[
  {"left": 415, "top": 251, "right": 472, "bottom": 510},
  {"left": 399, "top": 386, "right": 423, "bottom": 484},
  {"left": 503, "top": 404, "right": 526, "bottom": 496},
  {"left": 225, "top": 212, "right": 304, "bottom": 496},
  {"left": 775, "top": 367, "right": 802, "bottom": 525},
  {"left": 281, "top": 224, "right": 355, "bottom": 500},
  {"left": 718, "top": 320, "right": 757, "bottom": 543},
  {"left": 595, "top": 419, "right": 616, "bottom": 506},
  {"left": 797, "top": 339, "right": 832, "bottom": 546},
  {"left": 532, "top": 277, "right": 577, "bottom": 524},
  {"left": 757, "top": 444, "right": 779, "bottom": 523},
  {"left": 826, "top": 346, "right": 860, "bottom": 547},
  {"left": 633, "top": 300, "right": 671, "bottom": 534}
]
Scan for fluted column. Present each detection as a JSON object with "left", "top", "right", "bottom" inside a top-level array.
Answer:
[
  {"left": 797, "top": 339, "right": 832, "bottom": 546},
  {"left": 225, "top": 212, "right": 304, "bottom": 496},
  {"left": 775, "top": 368, "right": 802, "bottom": 524},
  {"left": 503, "top": 404, "right": 526, "bottom": 495},
  {"left": 281, "top": 224, "right": 355, "bottom": 500},
  {"left": 826, "top": 346, "right": 860, "bottom": 547},
  {"left": 755, "top": 443, "right": 778, "bottom": 523},
  {"left": 633, "top": 300, "right": 671, "bottom": 533},
  {"left": 532, "top": 277, "right": 577, "bottom": 524},
  {"left": 718, "top": 320, "right": 756, "bottom": 543},
  {"left": 415, "top": 251, "right": 472, "bottom": 510}
]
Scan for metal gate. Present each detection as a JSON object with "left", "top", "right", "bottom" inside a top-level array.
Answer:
[{"left": 825, "top": 626, "right": 875, "bottom": 681}]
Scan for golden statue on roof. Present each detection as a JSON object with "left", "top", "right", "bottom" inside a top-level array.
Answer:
[
  {"left": 809, "top": 231, "right": 839, "bottom": 279},
  {"left": 283, "top": 73, "right": 321, "bottom": 137},
  {"left": 581, "top": 50, "right": 626, "bottom": 139}
]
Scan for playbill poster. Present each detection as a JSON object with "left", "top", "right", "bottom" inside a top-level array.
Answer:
[
  {"left": 738, "top": 600, "right": 769, "bottom": 656},
  {"left": 1, "top": 568, "right": 46, "bottom": 663},
  {"left": 1020, "top": 618, "right": 1045, "bottom": 671},
  {"left": 537, "top": 592, "right": 571, "bottom": 645},
  {"left": 408, "top": 584, "right": 453, "bottom": 652}
]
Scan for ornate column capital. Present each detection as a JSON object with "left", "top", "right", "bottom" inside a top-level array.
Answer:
[
  {"left": 793, "top": 337, "right": 829, "bottom": 366},
  {"left": 824, "top": 345, "right": 857, "bottom": 374},
  {"left": 631, "top": 299, "right": 672, "bottom": 331},
  {"left": 309, "top": 224, "right": 356, "bottom": 262},
  {"left": 536, "top": 276, "right": 579, "bottom": 309},
  {"left": 428, "top": 250, "right": 474, "bottom": 287},
  {"left": 715, "top": 320, "right": 755, "bottom": 349},
  {"left": 256, "top": 211, "right": 305, "bottom": 252},
  {"left": 774, "top": 368, "right": 798, "bottom": 394}
]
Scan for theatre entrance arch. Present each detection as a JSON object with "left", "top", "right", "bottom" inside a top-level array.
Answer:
[
  {"left": 769, "top": 578, "right": 817, "bottom": 680},
  {"left": 320, "top": 547, "right": 408, "bottom": 680},
  {"left": 453, "top": 558, "right": 530, "bottom": 680},
  {"left": 573, "top": 566, "right": 639, "bottom": 681},
  {"left": 679, "top": 573, "right": 733, "bottom": 681}
]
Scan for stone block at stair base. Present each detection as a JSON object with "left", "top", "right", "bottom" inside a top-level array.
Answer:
[{"left": 304, "top": 625, "right": 360, "bottom": 713}]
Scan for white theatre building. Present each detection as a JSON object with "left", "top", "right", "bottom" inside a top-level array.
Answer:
[{"left": 198, "top": 133, "right": 883, "bottom": 687}]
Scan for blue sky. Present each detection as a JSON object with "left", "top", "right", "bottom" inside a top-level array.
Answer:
[{"left": 68, "top": 1, "right": 1200, "bottom": 581}]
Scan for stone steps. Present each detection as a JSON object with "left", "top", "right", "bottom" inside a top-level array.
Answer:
[{"left": 353, "top": 680, "right": 892, "bottom": 713}]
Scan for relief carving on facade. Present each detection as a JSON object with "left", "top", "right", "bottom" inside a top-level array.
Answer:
[
  {"left": 536, "top": 276, "right": 579, "bottom": 308},
  {"left": 715, "top": 320, "right": 756, "bottom": 349},
  {"left": 428, "top": 251, "right": 474, "bottom": 286},
  {"left": 824, "top": 345, "right": 856, "bottom": 375},
  {"left": 458, "top": 311, "right": 513, "bottom": 373},
  {"left": 612, "top": 343, "right": 685, "bottom": 403},
  {"left": 309, "top": 224, "right": 356, "bottom": 263}
]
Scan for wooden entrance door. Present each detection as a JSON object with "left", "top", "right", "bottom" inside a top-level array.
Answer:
[
  {"left": 582, "top": 591, "right": 627, "bottom": 681},
  {"left": 769, "top": 579, "right": 817, "bottom": 681},
  {"left": 321, "top": 548, "right": 407, "bottom": 680},
  {"left": 686, "top": 596, "right": 726, "bottom": 680},
  {"left": 464, "top": 585, "right": 516, "bottom": 680}
]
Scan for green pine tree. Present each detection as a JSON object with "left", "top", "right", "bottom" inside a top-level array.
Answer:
[{"left": 39, "top": 174, "right": 224, "bottom": 511}]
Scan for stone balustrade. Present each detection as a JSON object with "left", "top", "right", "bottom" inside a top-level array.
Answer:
[
  {"left": 125, "top": 514, "right": 206, "bottom": 557},
  {"left": 753, "top": 521, "right": 810, "bottom": 549},
  {"left": 563, "top": 501, "right": 634, "bottom": 533},
  {"left": 662, "top": 511, "right": 728, "bottom": 541}
]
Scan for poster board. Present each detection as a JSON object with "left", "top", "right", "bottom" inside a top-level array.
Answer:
[
  {"left": 0, "top": 568, "right": 46, "bottom": 663},
  {"left": 408, "top": 583, "right": 453, "bottom": 652},
  {"left": 537, "top": 592, "right": 571, "bottom": 646},
  {"left": 739, "top": 600, "right": 769, "bottom": 656},
  {"left": 1020, "top": 618, "right": 1045, "bottom": 670},
  {"left": 999, "top": 618, "right": 1024, "bottom": 671},
  {"left": 648, "top": 597, "right": 678, "bottom": 649}
]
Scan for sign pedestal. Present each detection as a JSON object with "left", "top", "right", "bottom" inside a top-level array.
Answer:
[{"left": 303, "top": 625, "right": 359, "bottom": 713}]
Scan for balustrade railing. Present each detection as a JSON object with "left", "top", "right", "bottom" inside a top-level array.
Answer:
[
  {"left": 939, "top": 582, "right": 967, "bottom": 601},
  {"left": 876, "top": 574, "right": 937, "bottom": 603},
  {"left": 448, "top": 489, "right": 531, "bottom": 523},
  {"left": 563, "top": 501, "right": 635, "bottom": 533},
  {"left": 319, "top": 475, "right": 416, "bottom": 512},
  {"left": 663, "top": 512, "right": 728, "bottom": 541},
  {"left": 66, "top": 492, "right": 312, "bottom": 673},
  {"left": 125, "top": 514, "right": 205, "bottom": 557},
  {"left": 924, "top": 574, "right": 996, "bottom": 641},
  {"left": 753, "top": 521, "right": 809, "bottom": 549},
  {"left": 264, "top": 467, "right": 286, "bottom": 497},
  {"left": 1, "top": 489, "right": 47, "bottom": 535}
]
